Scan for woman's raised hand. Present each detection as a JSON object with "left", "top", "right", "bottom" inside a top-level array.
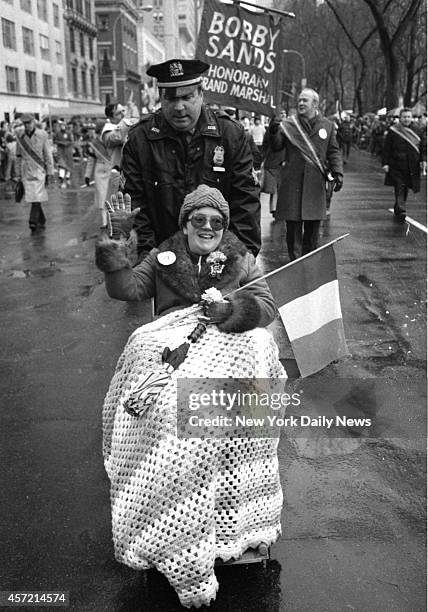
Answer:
[{"left": 105, "top": 192, "right": 140, "bottom": 239}]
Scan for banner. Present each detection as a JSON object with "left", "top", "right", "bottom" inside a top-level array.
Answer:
[{"left": 195, "top": 0, "right": 286, "bottom": 115}]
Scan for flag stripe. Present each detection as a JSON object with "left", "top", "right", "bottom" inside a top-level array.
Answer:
[
  {"left": 278, "top": 280, "right": 342, "bottom": 341},
  {"left": 291, "top": 319, "right": 349, "bottom": 378},
  {"left": 266, "top": 246, "right": 337, "bottom": 306}
]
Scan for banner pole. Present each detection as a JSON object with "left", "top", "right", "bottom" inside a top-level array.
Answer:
[
  {"left": 231, "top": 0, "right": 296, "bottom": 18},
  {"left": 224, "top": 234, "right": 350, "bottom": 297}
]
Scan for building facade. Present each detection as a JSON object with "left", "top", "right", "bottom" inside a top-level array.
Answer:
[
  {"left": 63, "top": 0, "right": 101, "bottom": 108},
  {"left": 137, "top": 21, "right": 165, "bottom": 112},
  {"left": 95, "top": 0, "right": 141, "bottom": 107},
  {"left": 0, "top": 0, "right": 102, "bottom": 122},
  {"left": 0, "top": 0, "right": 68, "bottom": 120},
  {"left": 143, "top": 0, "right": 197, "bottom": 59}
]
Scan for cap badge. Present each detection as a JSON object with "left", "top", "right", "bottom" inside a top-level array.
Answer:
[
  {"left": 169, "top": 61, "right": 184, "bottom": 78},
  {"left": 213, "top": 146, "right": 224, "bottom": 166},
  {"left": 157, "top": 251, "right": 176, "bottom": 266}
]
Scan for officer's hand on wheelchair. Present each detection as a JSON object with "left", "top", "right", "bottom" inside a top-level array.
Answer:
[{"left": 105, "top": 192, "right": 140, "bottom": 240}]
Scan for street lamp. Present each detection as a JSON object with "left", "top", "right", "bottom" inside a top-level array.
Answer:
[
  {"left": 111, "top": 13, "right": 121, "bottom": 100},
  {"left": 283, "top": 49, "right": 307, "bottom": 89},
  {"left": 111, "top": 6, "right": 153, "bottom": 101}
]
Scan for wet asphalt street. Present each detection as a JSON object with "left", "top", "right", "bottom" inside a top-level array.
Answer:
[{"left": 0, "top": 149, "right": 426, "bottom": 612}]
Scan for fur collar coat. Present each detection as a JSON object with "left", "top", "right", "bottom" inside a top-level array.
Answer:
[{"left": 96, "top": 230, "right": 277, "bottom": 332}]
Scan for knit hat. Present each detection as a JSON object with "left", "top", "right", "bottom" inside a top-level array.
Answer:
[{"left": 178, "top": 185, "right": 230, "bottom": 229}]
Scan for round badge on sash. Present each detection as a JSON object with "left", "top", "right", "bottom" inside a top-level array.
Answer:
[
  {"left": 157, "top": 251, "right": 176, "bottom": 266},
  {"left": 319, "top": 128, "right": 327, "bottom": 140}
]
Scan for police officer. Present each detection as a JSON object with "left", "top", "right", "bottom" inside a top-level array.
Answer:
[{"left": 121, "top": 59, "right": 261, "bottom": 259}]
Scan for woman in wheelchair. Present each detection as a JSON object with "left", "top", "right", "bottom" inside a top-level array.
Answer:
[{"left": 96, "top": 184, "right": 286, "bottom": 609}]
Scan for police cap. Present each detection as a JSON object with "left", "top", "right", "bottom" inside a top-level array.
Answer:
[{"left": 147, "top": 59, "right": 209, "bottom": 88}]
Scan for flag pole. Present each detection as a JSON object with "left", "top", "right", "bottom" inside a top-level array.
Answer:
[{"left": 225, "top": 234, "right": 350, "bottom": 297}]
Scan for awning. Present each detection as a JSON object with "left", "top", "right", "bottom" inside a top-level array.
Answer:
[{"left": 45, "top": 103, "right": 105, "bottom": 118}]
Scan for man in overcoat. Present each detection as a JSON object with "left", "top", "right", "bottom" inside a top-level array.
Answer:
[
  {"left": 121, "top": 59, "right": 260, "bottom": 260},
  {"left": 98, "top": 104, "right": 137, "bottom": 228},
  {"left": 269, "top": 88, "right": 343, "bottom": 261},
  {"left": 16, "top": 114, "right": 54, "bottom": 233},
  {"left": 382, "top": 107, "right": 427, "bottom": 222}
]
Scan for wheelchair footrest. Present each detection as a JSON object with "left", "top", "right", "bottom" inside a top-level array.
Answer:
[{"left": 215, "top": 544, "right": 270, "bottom": 566}]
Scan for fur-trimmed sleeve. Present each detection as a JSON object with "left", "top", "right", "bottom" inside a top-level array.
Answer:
[
  {"left": 95, "top": 231, "right": 156, "bottom": 302},
  {"left": 218, "top": 254, "right": 277, "bottom": 332},
  {"left": 217, "top": 290, "right": 262, "bottom": 333}
]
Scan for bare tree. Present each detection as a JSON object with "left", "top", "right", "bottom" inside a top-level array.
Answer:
[
  {"left": 324, "top": 0, "right": 377, "bottom": 115},
  {"left": 362, "top": 0, "right": 424, "bottom": 108}
]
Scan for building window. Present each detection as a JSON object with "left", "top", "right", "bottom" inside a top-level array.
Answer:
[
  {"left": 75, "top": 0, "right": 82, "bottom": 13},
  {"left": 81, "top": 69, "right": 87, "bottom": 97},
  {"left": 37, "top": 0, "right": 48, "bottom": 22},
  {"left": 71, "top": 66, "right": 78, "bottom": 96},
  {"left": 2, "top": 19, "right": 17, "bottom": 50},
  {"left": 22, "top": 26, "right": 34, "bottom": 55},
  {"left": 39, "top": 34, "right": 50, "bottom": 60},
  {"left": 25, "top": 70, "right": 37, "bottom": 94},
  {"left": 85, "top": 0, "right": 91, "bottom": 21},
  {"left": 55, "top": 40, "right": 62, "bottom": 63},
  {"left": 53, "top": 4, "right": 59, "bottom": 27},
  {"left": 5, "top": 66, "right": 19, "bottom": 93},
  {"left": 42, "top": 73, "right": 52, "bottom": 96},
  {"left": 58, "top": 76, "right": 65, "bottom": 97},
  {"left": 20, "top": 0, "right": 32, "bottom": 12},
  {"left": 97, "top": 14, "right": 109, "bottom": 31},
  {"left": 88, "top": 37, "right": 93, "bottom": 61},
  {"left": 66, "top": 0, "right": 73, "bottom": 9},
  {"left": 79, "top": 32, "right": 85, "bottom": 57},
  {"left": 69, "top": 27, "right": 75, "bottom": 53},
  {"left": 90, "top": 71, "right": 95, "bottom": 98}
]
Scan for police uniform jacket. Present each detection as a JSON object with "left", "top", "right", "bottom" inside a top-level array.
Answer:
[
  {"left": 270, "top": 115, "right": 342, "bottom": 221},
  {"left": 121, "top": 106, "right": 261, "bottom": 258}
]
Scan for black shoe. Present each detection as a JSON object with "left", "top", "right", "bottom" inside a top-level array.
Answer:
[{"left": 393, "top": 205, "right": 406, "bottom": 222}]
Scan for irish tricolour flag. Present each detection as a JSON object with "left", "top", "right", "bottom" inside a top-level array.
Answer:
[{"left": 265, "top": 237, "right": 349, "bottom": 377}]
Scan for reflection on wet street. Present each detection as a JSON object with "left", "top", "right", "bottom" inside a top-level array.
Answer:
[{"left": 0, "top": 152, "right": 426, "bottom": 611}]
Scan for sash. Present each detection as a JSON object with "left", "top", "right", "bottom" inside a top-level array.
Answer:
[
  {"left": 18, "top": 135, "right": 45, "bottom": 171},
  {"left": 280, "top": 115, "right": 328, "bottom": 179},
  {"left": 390, "top": 124, "right": 421, "bottom": 154},
  {"left": 89, "top": 139, "right": 112, "bottom": 165}
]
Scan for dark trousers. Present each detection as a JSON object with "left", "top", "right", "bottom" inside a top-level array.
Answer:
[
  {"left": 286, "top": 220, "right": 321, "bottom": 261},
  {"left": 342, "top": 141, "right": 351, "bottom": 160},
  {"left": 29, "top": 202, "right": 46, "bottom": 228},
  {"left": 393, "top": 184, "right": 408, "bottom": 214}
]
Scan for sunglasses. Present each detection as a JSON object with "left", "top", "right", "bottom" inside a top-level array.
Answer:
[{"left": 188, "top": 214, "right": 225, "bottom": 231}]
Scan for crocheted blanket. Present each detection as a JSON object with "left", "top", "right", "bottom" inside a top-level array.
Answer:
[{"left": 103, "top": 306, "right": 286, "bottom": 608}]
